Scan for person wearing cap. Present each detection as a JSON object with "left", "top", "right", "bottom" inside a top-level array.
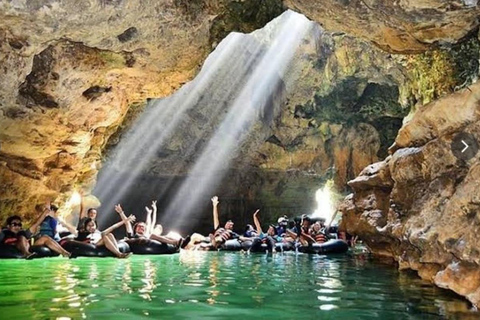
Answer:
[{"left": 275, "top": 216, "right": 288, "bottom": 236}]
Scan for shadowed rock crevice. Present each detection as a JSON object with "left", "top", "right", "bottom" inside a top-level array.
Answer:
[
  {"left": 209, "top": 0, "right": 286, "bottom": 47},
  {"left": 18, "top": 46, "right": 58, "bottom": 108},
  {"left": 117, "top": 27, "right": 138, "bottom": 43}
]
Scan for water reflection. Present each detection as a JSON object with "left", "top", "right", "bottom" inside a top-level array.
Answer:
[
  {"left": 121, "top": 260, "right": 132, "bottom": 294},
  {"left": 0, "top": 253, "right": 477, "bottom": 319},
  {"left": 207, "top": 254, "right": 220, "bottom": 305},
  {"left": 138, "top": 259, "right": 157, "bottom": 301},
  {"left": 50, "top": 261, "right": 85, "bottom": 319}
]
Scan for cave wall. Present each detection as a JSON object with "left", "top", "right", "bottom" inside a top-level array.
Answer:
[
  {"left": 0, "top": 0, "right": 286, "bottom": 220},
  {"left": 1, "top": 0, "right": 478, "bottom": 225},
  {"left": 285, "top": 0, "right": 480, "bottom": 53},
  {"left": 1, "top": 0, "right": 480, "bottom": 307},
  {"left": 341, "top": 81, "right": 480, "bottom": 307},
  {"left": 96, "top": 16, "right": 416, "bottom": 231}
]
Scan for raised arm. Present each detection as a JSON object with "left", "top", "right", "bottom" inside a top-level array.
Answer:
[
  {"left": 28, "top": 202, "right": 50, "bottom": 234},
  {"left": 102, "top": 215, "right": 136, "bottom": 236},
  {"left": 114, "top": 204, "right": 133, "bottom": 235},
  {"left": 211, "top": 196, "right": 220, "bottom": 230},
  {"left": 57, "top": 216, "right": 78, "bottom": 237},
  {"left": 150, "top": 200, "right": 157, "bottom": 235},
  {"left": 145, "top": 205, "right": 153, "bottom": 234},
  {"left": 252, "top": 209, "right": 262, "bottom": 234}
]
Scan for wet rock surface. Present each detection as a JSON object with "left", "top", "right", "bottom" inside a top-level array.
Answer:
[{"left": 341, "top": 82, "right": 480, "bottom": 307}]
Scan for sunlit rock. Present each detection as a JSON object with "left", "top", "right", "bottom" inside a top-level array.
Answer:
[{"left": 342, "top": 83, "right": 480, "bottom": 307}]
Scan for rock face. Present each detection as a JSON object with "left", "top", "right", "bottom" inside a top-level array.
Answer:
[
  {"left": 0, "top": 0, "right": 285, "bottom": 220},
  {"left": 94, "top": 11, "right": 415, "bottom": 233},
  {"left": 285, "top": 0, "right": 480, "bottom": 53},
  {"left": 1, "top": 0, "right": 480, "bottom": 308},
  {"left": 341, "top": 81, "right": 480, "bottom": 307}
]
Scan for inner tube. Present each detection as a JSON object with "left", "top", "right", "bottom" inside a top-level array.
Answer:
[
  {"left": 298, "top": 239, "right": 349, "bottom": 254},
  {"left": 127, "top": 239, "right": 177, "bottom": 255},
  {"left": 62, "top": 240, "right": 130, "bottom": 257},
  {"left": 274, "top": 242, "right": 294, "bottom": 252},
  {"left": 0, "top": 244, "right": 58, "bottom": 259},
  {"left": 220, "top": 239, "right": 297, "bottom": 253},
  {"left": 219, "top": 239, "right": 243, "bottom": 251}
]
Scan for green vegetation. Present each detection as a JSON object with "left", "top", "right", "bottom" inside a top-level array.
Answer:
[
  {"left": 98, "top": 51, "right": 126, "bottom": 69},
  {"left": 209, "top": 0, "right": 285, "bottom": 47},
  {"left": 294, "top": 77, "right": 405, "bottom": 125},
  {"left": 401, "top": 35, "right": 480, "bottom": 106}
]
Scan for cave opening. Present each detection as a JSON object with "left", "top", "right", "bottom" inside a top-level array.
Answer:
[{"left": 94, "top": 11, "right": 317, "bottom": 235}]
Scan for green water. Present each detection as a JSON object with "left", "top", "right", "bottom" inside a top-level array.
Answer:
[{"left": 0, "top": 251, "right": 476, "bottom": 319}]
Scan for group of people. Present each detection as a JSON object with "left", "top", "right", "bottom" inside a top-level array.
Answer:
[
  {"left": 183, "top": 196, "right": 333, "bottom": 252},
  {"left": 0, "top": 195, "right": 336, "bottom": 259}
]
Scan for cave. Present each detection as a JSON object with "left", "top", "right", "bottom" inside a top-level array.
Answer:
[{"left": 1, "top": 1, "right": 480, "bottom": 318}]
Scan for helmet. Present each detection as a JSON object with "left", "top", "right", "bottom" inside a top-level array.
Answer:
[{"left": 277, "top": 216, "right": 288, "bottom": 224}]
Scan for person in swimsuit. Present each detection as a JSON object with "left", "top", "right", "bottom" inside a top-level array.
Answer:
[
  {"left": 60, "top": 213, "right": 135, "bottom": 258},
  {"left": 0, "top": 204, "right": 70, "bottom": 259},
  {"left": 32, "top": 203, "right": 71, "bottom": 257},
  {"left": 77, "top": 193, "right": 98, "bottom": 231},
  {"left": 115, "top": 203, "right": 188, "bottom": 249}
]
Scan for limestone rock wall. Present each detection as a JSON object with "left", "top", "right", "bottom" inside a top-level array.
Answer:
[
  {"left": 285, "top": 0, "right": 480, "bottom": 53},
  {"left": 95, "top": 17, "right": 413, "bottom": 230},
  {"left": 341, "top": 81, "right": 480, "bottom": 307},
  {"left": 0, "top": 0, "right": 285, "bottom": 220}
]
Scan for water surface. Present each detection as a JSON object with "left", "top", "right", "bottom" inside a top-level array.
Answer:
[{"left": 0, "top": 251, "right": 475, "bottom": 319}]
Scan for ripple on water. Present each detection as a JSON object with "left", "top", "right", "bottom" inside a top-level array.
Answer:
[{"left": 0, "top": 253, "right": 476, "bottom": 319}]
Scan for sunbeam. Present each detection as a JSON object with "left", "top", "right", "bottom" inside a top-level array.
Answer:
[
  {"left": 93, "top": 10, "right": 316, "bottom": 230},
  {"left": 166, "top": 11, "right": 314, "bottom": 228},
  {"left": 94, "top": 33, "right": 261, "bottom": 219}
]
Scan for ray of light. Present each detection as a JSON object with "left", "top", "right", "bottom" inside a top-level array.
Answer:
[{"left": 166, "top": 11, "right": 314, "bottom": 229}]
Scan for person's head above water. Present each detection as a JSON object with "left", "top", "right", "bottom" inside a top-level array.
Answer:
[
  {"left": 301, "top": 214, "right": 311, "bottom": 227},
  {"left": 6, "top": 215, "right": 23, "bottom": 233},
  {"left": 245, "top": 224, "right": 254, "bottom": 232},
  {"left": 87, "top": 208, "right": 97, "bottom": 220},
  {"left": 244, "top": 224, "right": 257, "bottom": 237},
  {"left": 134, "top": 222, "right": 147, "bottom": 235},
  {"left": 267, "top": 225, "right": 277, "bottom": 236},
  {"left": 225, "top": 220, "right": 234, "bottom": 230},
  {"left": 277, "top": 216, "right": 288, "bottom": 226},
  {"left": 84, "top": 218, "right": 97, "bottom": 233}
]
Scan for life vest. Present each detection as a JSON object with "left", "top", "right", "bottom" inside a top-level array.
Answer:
[{"left": 310, "top": 230, "right": 327, "bottom": 243}]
